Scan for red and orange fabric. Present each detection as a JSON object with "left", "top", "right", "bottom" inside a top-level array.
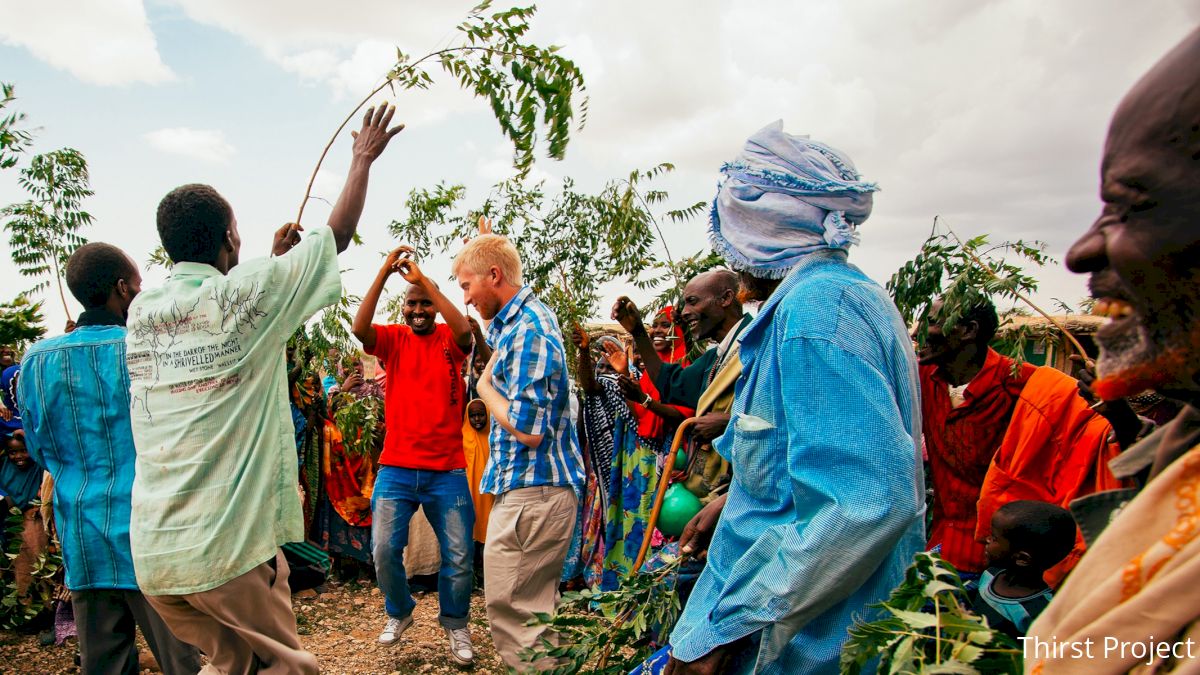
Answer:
[
  {"left": 975, "top": 365, "right": 1132, "bottom": 587},
  {"left": 634, "top": 306, "right": 694, "bottom": 439},
  {"left": 321, "top": 420, "right": 374, "bottom": 528},
  {"left": 921, "top": 348, "right": 1035, "bottom": 574}
]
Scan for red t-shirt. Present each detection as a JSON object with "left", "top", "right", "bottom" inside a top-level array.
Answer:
[{"left": 365, "top": 323, "right": 470, "bottom": 470}]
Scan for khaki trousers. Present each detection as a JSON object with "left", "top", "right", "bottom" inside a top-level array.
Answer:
[
  {"left": 146, "top": 549, "right": 317, "bottom": 675},
  {"left": 483, "top": 485, "right": 577, "bottom": 671}
]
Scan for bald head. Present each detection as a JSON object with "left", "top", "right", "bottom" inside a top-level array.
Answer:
[
  {"left": 1065, "top": 29, "right": 1200, "bottom": 402},
  {"left": 1108, "top": 28, "right": 1200, "bottom": 165},
  {"left": 679, "top": 269, "right": 744, "bottom": 343},
  {"left": 689, "top": 269, "right": 739, "bottom": 298}
]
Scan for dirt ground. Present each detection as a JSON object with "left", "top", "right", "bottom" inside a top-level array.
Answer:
[{"left": 0, "top": 579, "right": 508, "bottom": 674}]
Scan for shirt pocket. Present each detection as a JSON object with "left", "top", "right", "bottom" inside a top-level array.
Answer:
[{"left": 729, "top": 412, "right": 786, "bottom": 500}]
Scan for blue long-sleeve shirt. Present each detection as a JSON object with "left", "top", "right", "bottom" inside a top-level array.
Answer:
[
  {"left": 669, "top": 249, "right": 925, "bottom": 673},
  {"left": 19, "top": 315, "right": 139, "bottom": 591}
]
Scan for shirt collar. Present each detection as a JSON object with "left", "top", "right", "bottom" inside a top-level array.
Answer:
[
  {"left": 745, "top": 248, "right": 846, "bottom": 334},
  {"left": 928, "top": 347, "right": 1006, "bottom": 395},
  {"left": 488, "top": 286, "right": 534, "bottom": 337},
  {"left": 171, "top": 262, "right": 223, "bottom": 279},
  {"left": 75, "top": 308, "right": 126, "bottom": 327},
  {"left": 714, "top": 313, "right": 753, "bottom": 365}
]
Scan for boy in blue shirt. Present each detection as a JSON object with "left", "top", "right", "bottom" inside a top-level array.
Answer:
[{"left": 974, "top": 500, "right": 1077, "bottom": 638}]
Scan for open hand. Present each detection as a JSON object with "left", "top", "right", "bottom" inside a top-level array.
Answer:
[
  {"left": 350, "top": 104, "right": 405, "bottom": 163},
  {"left": 602, "top": 339, "right": 629, "bottom": 375},
  {"left": 611, "top": 296, "right": 645, "bottom": 335},
  {"left": 464, "top": 215, "right": 495, "bottom": 244}
]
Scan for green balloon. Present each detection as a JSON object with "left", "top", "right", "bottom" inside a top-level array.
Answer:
[
  {"left": 673, "top": 448, "right": 687, "bottom": 470},
  {"left": 658, "top": 483, "right": 702, "bottom": 538}
]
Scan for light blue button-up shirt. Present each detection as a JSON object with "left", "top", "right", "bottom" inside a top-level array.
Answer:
[
  {"left": 126, "top": 226, "right": 341, "bottom": 595},
  {"left": 669, "top": 249, "right": 925, "bottom": 673},
  {"left": 21, "top": 320, "right": 140, "bottom": 591},
  {"left": 482, "top": 285, "right": 585, "bottom": 496}
]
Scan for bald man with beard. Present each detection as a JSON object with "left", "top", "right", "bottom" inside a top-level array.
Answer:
[{"left": 1023, "top": 28, "right": 1200, "bottom": 674}]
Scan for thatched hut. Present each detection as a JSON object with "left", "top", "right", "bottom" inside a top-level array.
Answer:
[{"left": 994, "top": 314, "right": 1105, "bottom": 373}]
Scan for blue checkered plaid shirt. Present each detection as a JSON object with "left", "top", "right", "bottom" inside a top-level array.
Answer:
[{"left": 482, "top": 286, "right": 585, "bottom": 496}]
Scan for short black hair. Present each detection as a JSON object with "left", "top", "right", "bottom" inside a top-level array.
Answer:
[
  {"left": 995, "top": 500, "right": 1077, "bottom": 570},
  {"left": 65, "top": 242, "right": 137, "bottom": 309},
  {"left": 156, "top": 184, "right": 232, "bottom": 265},
  {"left": 964, "top": 297, "right": 1000, "bottom": 346}
]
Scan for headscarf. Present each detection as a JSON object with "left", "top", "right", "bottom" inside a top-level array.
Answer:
[
  {"left": 1, "top": 365, "right": 22, "bottom": 437},
  {"left": 462, "top": 399, "right": 493, "bottom": 543},
  {"left": 709, "top": 120, "right": 879, "bottom": 278},
  {"left": 582, "top": 337, "right": 636, "bottom": 508},
  {"left": 654, "top": 306, "right": 688, "bottom": 365}
]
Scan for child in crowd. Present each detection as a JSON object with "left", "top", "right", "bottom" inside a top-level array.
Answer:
[
  {"left": 973, "top": 500, "right": 1077, "bottom": 638},
  {"left": 462, "top": 399, "right": 492, "bottom": 588},
  {"left": 0, "top": 429, "right": 50, "bottom": 601}
]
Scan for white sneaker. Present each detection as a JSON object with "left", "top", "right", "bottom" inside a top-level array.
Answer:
[
  {"left": 377, "top": 616, "right": 412, "bottom": 645},
  {"left": 445, "top": 626, "right": 474, "bottom": 665}
]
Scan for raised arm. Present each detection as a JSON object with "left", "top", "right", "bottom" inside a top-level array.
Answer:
[
  {"left": 570, "top": 325, "right": 599, "bottom": 395},
  {"left": 353, "top": 246, "right": 407, "bottom": 349},
  {"left": 612, "top": 296, "right": 663, "bottom": 382},
  {"left": 393, "top": 249, "right": 472, "bottom": 351},
  {"left": 467, "top": 316, "right": 492, "bottom": 363},
  {"left": 327, "top": 105, "right": 405, "bottom": 253}
]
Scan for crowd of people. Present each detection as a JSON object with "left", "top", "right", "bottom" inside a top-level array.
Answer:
[{"left": 0, "top": 25, "right": 1197, "bottom": 675}]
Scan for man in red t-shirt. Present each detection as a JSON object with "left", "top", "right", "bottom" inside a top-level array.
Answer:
[{"left": 352, "top": 246, "right": 476, "bottom": 665}]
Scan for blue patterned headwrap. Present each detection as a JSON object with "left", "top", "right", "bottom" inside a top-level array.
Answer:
[
  {"left": 1, "top": 365, "right": 21, "bottom": 436},
  {"left": 708, "top": 120, "right": 880, "bottom": 279}
]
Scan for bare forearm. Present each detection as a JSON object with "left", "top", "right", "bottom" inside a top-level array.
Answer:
[
  {"left": 576, "top": 350, "right": 599, "bottom": 394},
  {"left": 327, "top": 157, "right": 372, "bottom": 253},
  {"left": 423, "top": 280, "right": 472, "bottom": 348},
  {"left": 477, "top": 380, "right": 543, "bottom": 448},
  {"left": 472, "top": 324, "right": 492, "bottom": 362},
  {"left": 631, "top": 326, "right": 663, "bottom": 381},
  {"left": 353, "top": 267, "right": 388, "bottom": 347},
  {"left": 647, "top": 398, "right": 686, "bottom": 425}
]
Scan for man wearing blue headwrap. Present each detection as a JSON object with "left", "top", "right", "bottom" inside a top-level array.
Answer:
[{"left": 653, "top": 121, "right": 925, "bottom": 674}]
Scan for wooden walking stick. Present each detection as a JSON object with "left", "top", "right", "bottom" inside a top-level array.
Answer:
[{"left": 632, "top": 416, "right": 697, "bottom": 574}]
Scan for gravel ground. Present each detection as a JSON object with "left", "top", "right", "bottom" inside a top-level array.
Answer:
[{"left": 0, "top": 580, "right": 508, "bottom": 674}]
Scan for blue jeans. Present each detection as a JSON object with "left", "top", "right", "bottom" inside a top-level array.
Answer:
[{"left": 371, "top": 466, "right": 475, "bottom": 629}]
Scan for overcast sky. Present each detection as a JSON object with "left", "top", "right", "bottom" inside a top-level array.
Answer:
[{"left": 2, "top": 0, "right": 1198, "bottom": 334}]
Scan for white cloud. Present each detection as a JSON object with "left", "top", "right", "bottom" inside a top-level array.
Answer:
[
  {"left": 168, "top": 1, "right": 478, "bottom": 106},
  {"left": 144, "top": 127, "right": 236, "bottom": 163},
  {"left": 0, "top": 0, "right": 173, "bottom": 86}
]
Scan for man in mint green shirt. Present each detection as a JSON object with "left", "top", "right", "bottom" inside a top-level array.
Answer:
[{"left": 126, "top": 106, "right": 403, "bottom": 674}]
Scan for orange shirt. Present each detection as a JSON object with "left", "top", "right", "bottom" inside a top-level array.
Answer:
[{"left": 976, "top": 365, "right": 1130, "bottom": 587}]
